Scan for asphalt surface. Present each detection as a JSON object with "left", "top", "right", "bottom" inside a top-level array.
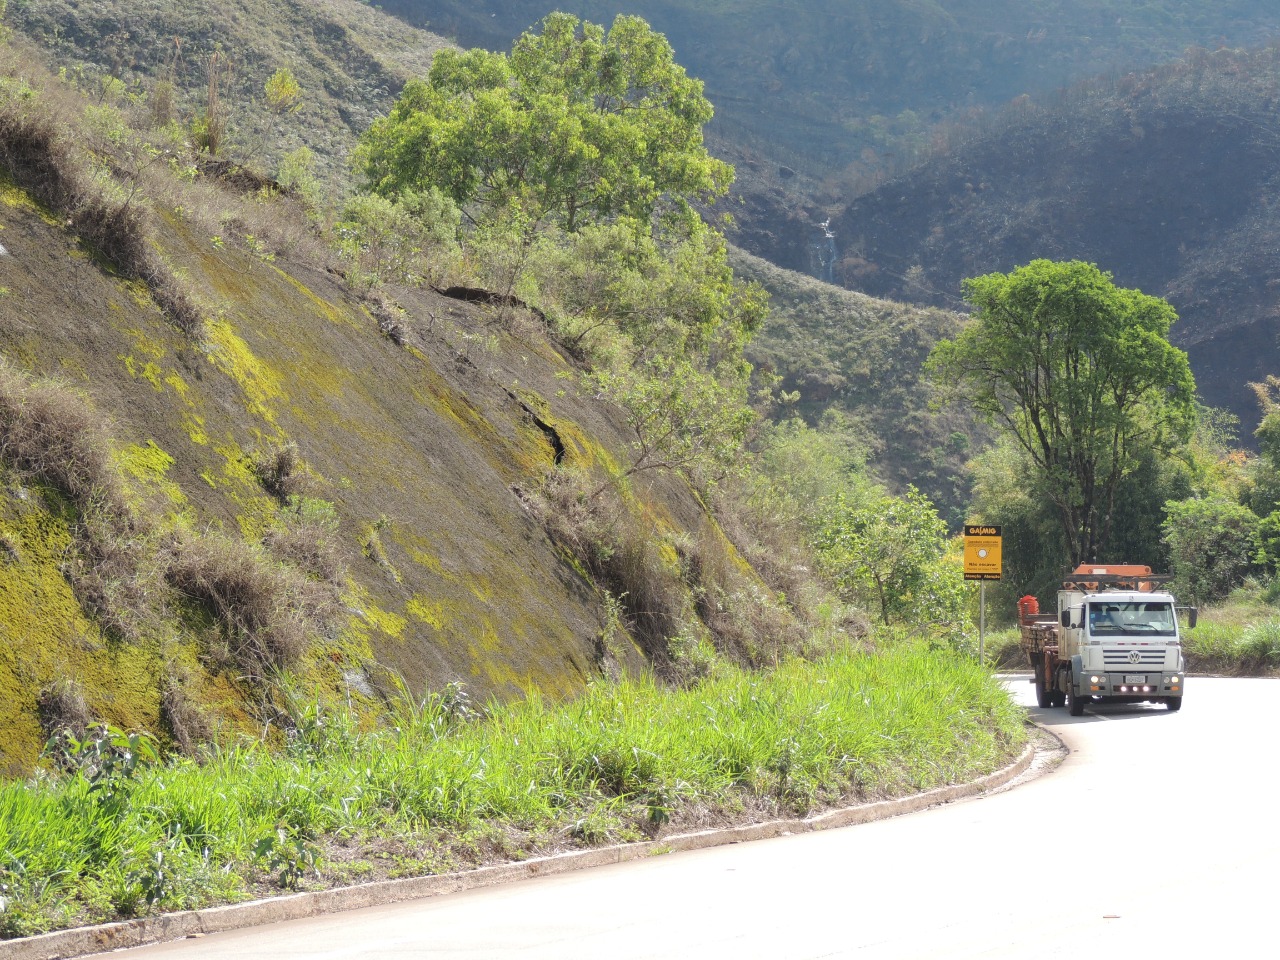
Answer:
[{"left": 105, "top": 677, "right": 1280, "bottom": 958}]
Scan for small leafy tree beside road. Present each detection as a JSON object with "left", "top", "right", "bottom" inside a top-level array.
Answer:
[
  {"left": 812, "top": 487, "right": 965, "bottom": 630},
  {"left": 1162, "top": 497, "right": 1260, "bottom": 607}
]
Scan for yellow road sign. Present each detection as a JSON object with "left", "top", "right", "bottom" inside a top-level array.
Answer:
[{"left": 964, "top": 524, "right": 1002, "bottom": 580}]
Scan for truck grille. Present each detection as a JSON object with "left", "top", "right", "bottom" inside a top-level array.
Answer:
[{"left": 1102, "top": 649, "right": 1169, "bottom": 666}]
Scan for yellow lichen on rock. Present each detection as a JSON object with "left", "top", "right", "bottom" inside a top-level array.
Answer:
[
  {"left": 0, "top": 487, "right": 163, "bottom": 771},
  {"left": 204, "top": 316, "right": 284, "bottom": 424},
  {"left": 406, "top": 594, "right": 444, "bottom": 630},
  {"left": 116, "top": 440, "right": 187, "bottom": 510}
]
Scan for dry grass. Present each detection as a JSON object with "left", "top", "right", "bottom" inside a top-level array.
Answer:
[
  {"left": 160, "top": 666, "right": 214, "bottom": 756},
  {"left": 0, "top": 363, "right": 126, "bottom": 518},
  {"left": 35, "top": 678, "right": 93, "bottom": 744},
  {"left": 530, "top": 468, "right": 820, "bottom": 675},
  {"left": 679, "top": 520, "right": 809, "bottom": 667},
  {"left": 252, "top": 440, "right": 306, "bottom": 502},
  {"left": 529, "top": 465, "right": 838, "bottom": 675},
  {"left": 533, "top": 469, "right": 691, "bottom": 673},
  {"left": 0, "top": 50, "right": 208, "bottom": 334},
  {"left": 263, "top": 520, "right": 344, "bottom": 589},
  {"left": 164, "top": 531, "right": 332, "bottom": 678},
  {"left": 0, "top": 363, "right": 161, "bottom": 639},
  {"left": 0, "top": 103, "right": 78, "bottom": 210}
]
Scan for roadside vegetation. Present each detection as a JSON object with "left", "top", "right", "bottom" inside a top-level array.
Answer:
[
  {"left": 0, "top": 646, "right": 1025, "bottom": 938},
  {"left": 8, "top": 2, "right": 1280, "bottom": 943}
]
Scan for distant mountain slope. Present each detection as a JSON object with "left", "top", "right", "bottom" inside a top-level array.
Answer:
[
  {"left": 732, "top": 249, "right": 982, "bottom": 519},
  {"left": 827, "top": 46, "right": 1280, "bottom": 435},
  {"left": 376, "top": 1, "right": 1280, "bottom": 174},
  {"left": 9, "top": 0, "right": 451, "bottom": 183}
]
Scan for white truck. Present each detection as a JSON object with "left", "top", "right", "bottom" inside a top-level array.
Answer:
[{"left": 1019, "top": 565, "right": 1195, "bottom": 716}]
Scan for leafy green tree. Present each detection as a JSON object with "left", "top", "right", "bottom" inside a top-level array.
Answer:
[
  {"left": 1162, "top": 497, "right": 1260, "bottom": 607},
  {"left": 585, "top": 355, "right": 756, "bottom": 497},
  {"left": 1244, "top": 376, "right": 1280, "bottom": 517},
  {"left": 354, "top": 12, "right": 730, "bottom": 233},
  {"left": 929, "top": 259, "right": 1195, "bottom": 566},
  {"left": 530, "top": 215, "right": 767, "bottom": 366},
  {"left": 751, "top": 413, "right": 874, "bottom": 526},
  {"left": 964, "top": 435, "right": 1067, "bottom": 614},
  {"left": 336, "top": 189, "right": 460, "bottom": 290},
  {"left": 812, "top": 486, "right": 964, "bottom": 628}
]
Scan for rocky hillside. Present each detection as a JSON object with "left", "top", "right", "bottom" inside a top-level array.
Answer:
[{"left": 0, "top": 27, "right": 812, "bottom": 773}]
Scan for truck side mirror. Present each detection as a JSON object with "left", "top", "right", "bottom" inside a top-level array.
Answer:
[
  {"left": 1060, "top": 609, "right": 1071, "bottom": 628},
  {"left": 1187, "top": 607, "right": 1198, "bottom": 629}
]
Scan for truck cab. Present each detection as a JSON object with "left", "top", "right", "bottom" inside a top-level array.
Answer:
[{"left": 1055, "top": 566, "right": 1191, "bottom": 715}]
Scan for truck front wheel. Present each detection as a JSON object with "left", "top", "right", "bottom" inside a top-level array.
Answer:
[
  {"left": 1033, "top": 661, "right": 1052, "bottom": 708},
  {"left": 1067, "top": 677, "right": 1086, "bottom": 717},
  {"left": 1166, "top": 697, "right": 1183, "bottom": 712}
]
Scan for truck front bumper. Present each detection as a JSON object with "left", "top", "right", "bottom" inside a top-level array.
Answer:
[{"left": 1081, "top": 671, "right": 1183, "bottom": 700}]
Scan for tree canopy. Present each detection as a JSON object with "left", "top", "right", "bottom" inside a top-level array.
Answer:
[
  {"left": 354, "top": 12, "right": 731, "bottom": 232},
  {"left": 928, "top": 259, "right": 1196, "bottom": 566},
  {"left": 811, "top": 486, "right": 965, "bottom": 629}
]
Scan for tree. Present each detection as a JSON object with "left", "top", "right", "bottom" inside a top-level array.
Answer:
[
  {"left": 929, "top": 260, "right": 1195, "bottom": 566},
  {"left": 811, "top": 487, "right": 964, "bottom": 628},
  {"left": 263, "top": 67, "right": 302, "bottom": 117},
  {"left": 1162, "top": 497, "right": 1259, "bottom": 606},
  {"left": 584, "top": 355, "right": 757, "bottom": 497},
  {"left": 529, "top": 215, "right": 767, "bottom": 365},
  {"left": 354, "top": 13, "right": 730, "bottom": 234}
]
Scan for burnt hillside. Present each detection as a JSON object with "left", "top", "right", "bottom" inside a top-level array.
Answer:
[{"left": 827, "top": 46, "right": 1280, "bottom": 434}]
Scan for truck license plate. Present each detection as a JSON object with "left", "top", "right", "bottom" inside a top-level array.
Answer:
[{"left": 1123, "top": 674, "right": 1146, "bottom": 684}]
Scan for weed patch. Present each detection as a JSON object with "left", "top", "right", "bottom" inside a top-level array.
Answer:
[
  {"left": 34, "top": 679, "right": 93, "bottom": 745},
  {"left": 251, "top": 441, "right": 306, "bottom": 502}
]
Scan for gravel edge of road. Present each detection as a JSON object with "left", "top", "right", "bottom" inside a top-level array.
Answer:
[{"left": 3, "top": 738, "right": 1044, "bottom": 960}]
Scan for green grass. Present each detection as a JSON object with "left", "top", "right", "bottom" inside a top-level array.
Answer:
[
  {"left": 0, "top": 645, "right": 1025, "bottom": 939},
  {"left": 1183, "top": 591, "right": 1280, "bottom": 675},
  {"left": 979, "top": 627, "right": 1026, "bottom": 672}
]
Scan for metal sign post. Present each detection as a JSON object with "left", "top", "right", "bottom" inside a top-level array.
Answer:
[
  {"left": 963, "top": 524, "right": 1002, "bottom": 665},
  {"left": 980, "top": 582, "right": 986, "bottom": 664}
]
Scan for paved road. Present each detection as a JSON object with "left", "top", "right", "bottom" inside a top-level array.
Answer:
[{"left": 125, "top": 677, "right": 1278, "bottom": 959}]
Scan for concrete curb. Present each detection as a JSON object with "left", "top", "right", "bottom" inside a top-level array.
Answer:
[{"left": 2, "top": 742, "right": 1034, "bottom": 960}]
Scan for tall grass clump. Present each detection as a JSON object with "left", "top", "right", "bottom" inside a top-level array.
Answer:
[
  {"left": 0, "top": 363, "right": 126, "bottom": 519},
  {"left": 1183, "top": 602, "right": 1280, "bottom": 675},
  {"left": 0, "top": 363, "right": 164, "bottom": 638},
  {"left": 0, "top": 646, "right": 1024, "bottom": 938}
]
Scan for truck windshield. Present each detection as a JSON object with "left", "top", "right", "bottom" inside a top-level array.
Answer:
[{"left": 1087, "top": 601, "right": 1176, "bottom": 636}]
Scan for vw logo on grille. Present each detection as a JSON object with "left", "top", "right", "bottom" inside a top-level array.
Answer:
[{"left": 1128, "top": 650, "right": 1142, "bottom": 664}]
